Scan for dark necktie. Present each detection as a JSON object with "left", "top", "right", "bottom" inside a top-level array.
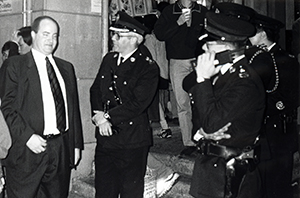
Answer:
[{"left": 45, "top": 57, "right": 66, "bottom": 133}]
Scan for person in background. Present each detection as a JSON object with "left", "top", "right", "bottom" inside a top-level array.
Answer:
[
  {"left": 11, "top": 26, "right": 32, "bottom": 55},
  {"left": 0, "top": 103, "right": 11, "bottom": 198},
  {"left": 249, "top": 13, "right": 299, "bottom": 198},
  {"left": 154, "top": 0, "right": 208, "bottom": 157},
  {"left": 0, "top": 15, "right": 83, "bottom": 198},
  {"left": 137, "top": 12, "right": 173, "bottom": 138},
  {"left": 1, "top": 41, "right": 19, "bottom": 63},
  {"left": 90, "top": 11, "right": 159, "bottom": 198},
  {"left": 183, "top": 10, "right": 265, "bottom": 198},
  {"left": 17, "top": 26, "right": 32, "bottom": 54}
]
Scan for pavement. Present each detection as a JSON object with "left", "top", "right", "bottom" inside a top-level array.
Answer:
[{"left": 69, "top": 119, "right": 300, "bottom": 198}]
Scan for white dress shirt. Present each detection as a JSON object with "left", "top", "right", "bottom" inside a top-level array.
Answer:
[{"left": 31, "top": 49, "right": 69, "bottom": 135}]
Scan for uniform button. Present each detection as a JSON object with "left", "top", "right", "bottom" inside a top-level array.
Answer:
[
  {"left": 191, "top": 101, "right": 194, "bottom": 104},
  {"left": 123, "top": 81, "right": 127, "bottom": 85},
  {"left": 101, "top": 75, "right": 104, "bottom": 78},
  {"left": 114, "top": 75, "right": 118, "bottom": 79},
  {"left": 274, "top": 124, "right": 277, "bottom": 128},
  {"left": 109, "top": 86, "right": 113, "bottom": 91},
  {"left": 189, "top": 93, "right": 192, "bottom": 96},
  {"left": 214, "top": 163, "right": 218, "bottom": 167},
  {"left": 129, "top": 121, "right": 133, "bottom": 125}
]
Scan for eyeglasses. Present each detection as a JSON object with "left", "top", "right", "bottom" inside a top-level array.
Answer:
[{"left": 110, "top": 31, "right": 134, "bottom": 40}]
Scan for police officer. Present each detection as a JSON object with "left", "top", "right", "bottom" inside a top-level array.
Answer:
[
  {"left": 249, "top": 13, "right": 299, "bottom": 198},
  {"left": 90, "top": 11, "right": 159, "bottom": 198},
  {"left": 211, "top": 2, "right": 275, "bottom": 91},
  {"left": 183, "top": 10, "right": 265, "bottom": 198}
]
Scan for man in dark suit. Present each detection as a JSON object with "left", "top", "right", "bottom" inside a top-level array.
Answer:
[
  {"left": 90, "top": 11, "right": 159, "bottom": 198},
  {"left": 249, "top": 13, "right": 299, "bottom": 198},
  {"left": 183, "top": 11, "right": 265, "bottom": 198},
  {"left": 0, "top": 16, "right": 83, "bottom": 198}
]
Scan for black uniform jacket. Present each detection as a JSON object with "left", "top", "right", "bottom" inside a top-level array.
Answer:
[
  {"left": 184, "top": 57, "right": 265, "bottom": 198},
  {"left": 0, "top": 52, "right": 83, "bottom": 169},
  {"left": 245, "top": 46, "right": 274, "bottom": 90},
  {"left": 261, "top": 44, "right": 299, "bottom": 157},
  {"left": 154, "top": 2, "right": 207, "bottom": 59},
  {"left": 90, "top": 48, "right": 159, "bottom": 149}
]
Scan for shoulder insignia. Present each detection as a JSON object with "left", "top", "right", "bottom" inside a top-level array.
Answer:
[
  {"left": 229, "top": 67, "right": 236, "bottom": 73},
  {"left": 238, "top": 65, "right": 249, "bottom": 78}
]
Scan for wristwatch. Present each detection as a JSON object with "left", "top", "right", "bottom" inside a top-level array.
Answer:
[{"left": 103, "top": 112, "right": 111, "bottom": 119}]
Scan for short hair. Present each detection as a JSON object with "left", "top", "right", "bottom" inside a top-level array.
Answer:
[
  {"left": 31, "top": 16, "right": 60, "bottom": 35},
  {"left": 2, "top": 41, "right": 19, "bottom": 57},
  {"left": 17, "top": 26, "right": 32, "bottom": 46}
]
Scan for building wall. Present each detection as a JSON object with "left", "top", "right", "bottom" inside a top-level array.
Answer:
[{"left": 0, "top": 0, "right": 104, "bottom": 182}]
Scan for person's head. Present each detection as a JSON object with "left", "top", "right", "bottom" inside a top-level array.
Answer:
[
  {"left": 17, "top": 26, "right": 32, "bottom": 54},
  {"left": 201, "top": 11, "right": 255, "bottom": 55},
  {"left": 2, "top": 41, "right": 19, "bottom": 62},
  {"left": 31, "top": 16, "right": 60, "bottom": 56},
  {"left": 109, "top": 11, "right": 148, "bottom": 55},
  {"left": 249, "top": 13, "right": 284, "bottom": 46}
]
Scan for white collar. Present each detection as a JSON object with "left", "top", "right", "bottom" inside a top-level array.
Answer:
[
  {"left": 220, "top": 55, "right": 245, "bottom": 75},
  {"left": 119, "top": 48, "right": 138, "bottom": 62},
  {"left": 267, "top": 43, "right": 276, "bottom": 51}
]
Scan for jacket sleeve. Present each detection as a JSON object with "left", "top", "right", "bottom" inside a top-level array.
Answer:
[
  {"left": 90, "top": 55, "right": 108, "bottom": 115},
  {"left": 0, "top": 59, "right": 35, "bottom": 147}
]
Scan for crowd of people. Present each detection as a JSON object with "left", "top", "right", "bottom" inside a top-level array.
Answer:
[{"left": 0, "top": 0, "right": 299, "bottom": 198}]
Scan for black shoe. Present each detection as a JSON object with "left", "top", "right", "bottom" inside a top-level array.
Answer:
[
  {"left": 179, "top": 146, "right": 197, "bottom": 157},
  {"left": 157, "top": 128, "right": 172, "bottom": 138}
]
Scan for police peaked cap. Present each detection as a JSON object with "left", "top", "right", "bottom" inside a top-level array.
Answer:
[
  {"left": 204, "top": 12, "right": 256, "bottom": 42},
  {"left": 251, "top": 13, "right": 284, "bottom": 31},
  {"left": 111, "top": 11, "right": 148, "bottom": 36},
  {"left": 212, "top": 2, "right": 256, "bottom": 22}
]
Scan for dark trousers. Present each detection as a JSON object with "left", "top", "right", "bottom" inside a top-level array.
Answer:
[
  {"left": 95, "top": 145, "right": 149, "bottom": 198},
  {"left": 258, "top": 152, "right": 294, "bottom": 198},
  {"left": 6, "top": 135, "right": 71, "bottom": 198}
]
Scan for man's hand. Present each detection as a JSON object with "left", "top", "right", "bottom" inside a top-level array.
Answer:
[
  {"left": 26, "top": 134, "right": 47, "bottom": 154},
  {"left": 92, "top": 110, "right": 106, "bottom": 126},
  {"left": 177, "top": 10, "right": 191, "bottom": 26},
  {"left": 195, "top": 52, "right": 221, "bottom": 82},
  {"left": 98, "top": 121, "right": 113, "bottom": 136},
  {"left": 194, "top": 122, "right": 232, "bottom": 141}
]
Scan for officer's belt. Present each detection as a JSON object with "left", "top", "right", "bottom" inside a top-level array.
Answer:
[{"left": 197, "top": 140, "right": 254, "bottom": 161}]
